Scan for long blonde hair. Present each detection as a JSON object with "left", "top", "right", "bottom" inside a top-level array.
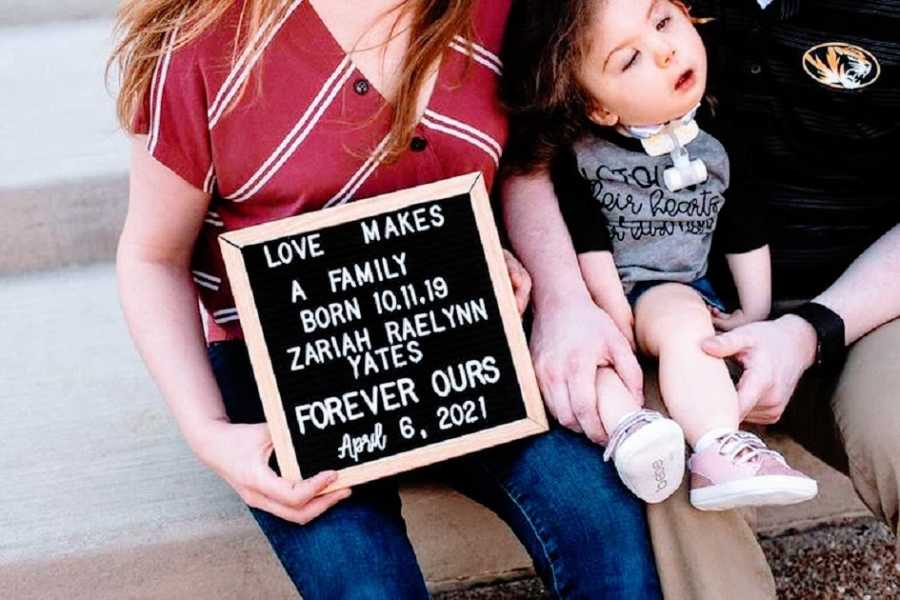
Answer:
[{"left": 109, "top": 0, "right": 475, "bottom": 162}]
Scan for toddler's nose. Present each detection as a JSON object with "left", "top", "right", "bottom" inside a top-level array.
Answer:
[{"left": 654, "top": 45, "right": 676, "bottom": 68}]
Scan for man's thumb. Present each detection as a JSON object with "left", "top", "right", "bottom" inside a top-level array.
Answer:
[{"left": 701, "top": 332, "right": 746, "bottom": 358}]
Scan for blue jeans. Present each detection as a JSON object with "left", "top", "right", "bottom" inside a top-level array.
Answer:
[
  {"left": 208, "top": 340, "right": 662, "bottom": 599},
  {"left": 626, "top": 275, "right": 727, "bottom": 311}
]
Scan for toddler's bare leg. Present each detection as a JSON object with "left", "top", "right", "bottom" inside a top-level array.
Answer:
[
  {"left": 634, "top": 283, "right": 739, "bottom": 447},
  {"left": 596, "top": 367, "right": 685, "bottom": 503},
  {"left": 595, "top": 367, "right": 643, "bottom": 436}
]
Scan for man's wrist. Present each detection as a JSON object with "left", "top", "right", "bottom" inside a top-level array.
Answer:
[
  {"left": 532, "top": 283, "right": 593, "bottom": 314},
  {"left": 785, "top": 302, "right": 847, "bottom": 370},
  {"left": 776, "top": 314, "right": 819, "bottom": 371}
]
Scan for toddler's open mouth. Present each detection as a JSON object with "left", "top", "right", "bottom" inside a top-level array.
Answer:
[{"left": 675, "top": 69, "right": 695, "bottom": 92}]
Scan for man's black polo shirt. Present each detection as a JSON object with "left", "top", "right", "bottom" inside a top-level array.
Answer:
[{"left": 696, "top": 0, "right": 899, "bottom": 301}]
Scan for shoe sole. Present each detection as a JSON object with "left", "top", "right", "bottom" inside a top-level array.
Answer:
[
  {"left": 691, "top": 475, "right": 819, "bottom": 511},
  {"left": 614, "top": 419, "right": 686, "bottom": 504}
]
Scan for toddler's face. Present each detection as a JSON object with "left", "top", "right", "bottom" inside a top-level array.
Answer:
[{"left": 579, "top": 0, "right": 707, "bottom": 127}]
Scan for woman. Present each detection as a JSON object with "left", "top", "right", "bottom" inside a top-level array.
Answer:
[{"left": 111, "top": 0, "right": 661, "bottom": 597}]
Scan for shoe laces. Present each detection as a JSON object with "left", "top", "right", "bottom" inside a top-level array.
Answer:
[
  {"left": 603, "top": 409, "right": 660, "bottom": 462},
  {"left": 716, "top": 431, "right": 785, "bottom": 466}
]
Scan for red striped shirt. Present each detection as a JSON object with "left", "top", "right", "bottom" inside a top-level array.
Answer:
[{"left": 134, "top": 0, "right": 511, "bottom": 342}]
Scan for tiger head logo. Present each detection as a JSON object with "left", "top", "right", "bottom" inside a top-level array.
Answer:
[{"left": 803, "top": 43, "right": 880, "bottom": 90}]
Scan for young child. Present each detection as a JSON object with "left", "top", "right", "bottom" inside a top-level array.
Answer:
[{"left": 503, "top": 0, "right": 818, "bottom": 510}]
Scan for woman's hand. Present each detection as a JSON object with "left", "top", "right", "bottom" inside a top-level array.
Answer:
[
  {"left": 530, "top": 295, "right": 644, "bottom": 444},
  {"left": 196, "top": 419, "right": 352, "bottom": 524},
  {"left": 503, "top": 249, "right": 533, "bottom": 315},
  {"left": 701, "top": 315, "right": 818, "bottom": 424}
]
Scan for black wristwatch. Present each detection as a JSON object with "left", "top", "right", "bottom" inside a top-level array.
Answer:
[{"left": 786, "top": 302, "right": 847, "bottom": 370}]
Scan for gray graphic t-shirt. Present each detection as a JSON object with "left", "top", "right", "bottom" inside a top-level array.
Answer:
[{"left": 555, "top": 128, "right": 764, "bottom": 293}]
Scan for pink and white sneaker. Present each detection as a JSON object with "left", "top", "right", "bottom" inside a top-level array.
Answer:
[
  {"left": 604, "top": 410, "right": 686, "bottom": 504},
  {"left": 689, "top": 431, "right": 818, "bottom": 511}
]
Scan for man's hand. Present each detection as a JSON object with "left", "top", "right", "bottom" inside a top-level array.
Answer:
[
  {"left": 701, "top": 315, "right": 818, "bottom": 424},
  {"left": 530, "top": 296, "right": 644, "bottom": 444}
]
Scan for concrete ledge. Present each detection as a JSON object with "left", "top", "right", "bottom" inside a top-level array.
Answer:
[
  {"left": 0, "top": 1, "right": 117, "bottom": 27},
  {"left": 2, "top": 485, "right": 533, "bottom": 600},
  {"left": 757, "top": 434, "right": 869, "bottom": 536},
  {"left": 0, "top": 176, "right": 127, "bottom": 274},
  {"left": 0, "top": 18, "right": 129, "bottom": 274},
  {"left": 0, "top": 264, "right": 870, "bottom": 599}
]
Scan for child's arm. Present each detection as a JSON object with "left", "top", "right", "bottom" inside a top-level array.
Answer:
[
  {"left": 712, "top": 245, "right": 772, "bottom": 331},
  {"left": 548, "top": 147, "right": 636, "bottom": 345},
  {"left": 578, "top": 251, "right": 636, "bottom": 349}
]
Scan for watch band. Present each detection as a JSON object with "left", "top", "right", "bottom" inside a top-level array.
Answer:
[{"left": 787, "top": 302, "right": 846, "bottom": 370}]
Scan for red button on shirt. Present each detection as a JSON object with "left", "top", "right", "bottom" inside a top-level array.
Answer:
[{"left": 134, "top": 0, "right": 511, "bottom": 342}]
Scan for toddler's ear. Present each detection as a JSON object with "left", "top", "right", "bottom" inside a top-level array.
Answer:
[{"left": 588, "top": 105, "right": 619, "bottom": 127}]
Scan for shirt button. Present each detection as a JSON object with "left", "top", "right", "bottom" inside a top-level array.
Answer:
[
  {"left": 353, "top": 78, "right": 370, "bottom": 95},
  {"left": 410, "top": 136, "right": 428, "bottom": 152},
  {"left": 749, "top": 63, "right": 762, "bottom": 75}
]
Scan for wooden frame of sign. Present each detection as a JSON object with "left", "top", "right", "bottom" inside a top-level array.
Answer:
[{"left": 219, "top": 172, "right": 547, "bottom": 493}]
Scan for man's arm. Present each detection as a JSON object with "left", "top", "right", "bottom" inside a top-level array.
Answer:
[
  {"left": 703, "top": 225, "right": 900, "bottom": 423},
  {"left": 501, "top": 172, "right": 593, "bottom": 318},
  {"left": 813, "top": 225, "right": 900, "bottom": 344}
]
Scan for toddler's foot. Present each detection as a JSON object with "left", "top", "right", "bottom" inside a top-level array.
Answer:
[
  {"left": 689, "top": 431, "right": 818, "bottom": 511},
  {"left": 604, "top": 410, "right": 686, "bottom": 503}
]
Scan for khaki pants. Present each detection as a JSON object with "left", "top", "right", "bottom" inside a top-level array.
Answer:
[{"left": 646, "top": 318, "right": 900, "bottom": 599}]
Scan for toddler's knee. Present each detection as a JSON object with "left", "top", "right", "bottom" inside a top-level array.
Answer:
[{"left": 637, "top": 286, "right": 714, "bottom": 343}]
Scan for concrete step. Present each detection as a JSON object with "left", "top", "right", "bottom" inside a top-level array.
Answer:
[
  {"left": 0, "top": 262, "right": 531, "bottom": 599},
  {"left": 0, "top": 262, "right": 870, "bottom": 599},
  {"left": 0, "top": 18, "right": 129, "bottom": 275},
  {"left": 0, "top": 0, "right": 118, "bottom": 27}
]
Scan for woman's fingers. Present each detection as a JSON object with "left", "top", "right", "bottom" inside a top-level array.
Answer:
[
  {"left": 295, "top": 488, "right": 354, "bottom": 522},
  {"left": 503, "top": 250, "right": 532, "bottom": 315},
  {"left": 248, "top": 469, "right": 352, "bottom": 525},
  {"left": 246, "top": 488, "right": 352, "bottom": 525},
  {"left": 256, "top": 468, "right": 339, "bottom": 506},
  {"left": 514, "top": 269, "right": 532, "bottom": 315},
  {"left": 514, "top": 274, "right": 532, "bottom": 314}
]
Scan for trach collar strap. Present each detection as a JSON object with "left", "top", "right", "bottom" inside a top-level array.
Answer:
[{"left": 616, "top": 103, "right": 708, "bottom": 193}]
